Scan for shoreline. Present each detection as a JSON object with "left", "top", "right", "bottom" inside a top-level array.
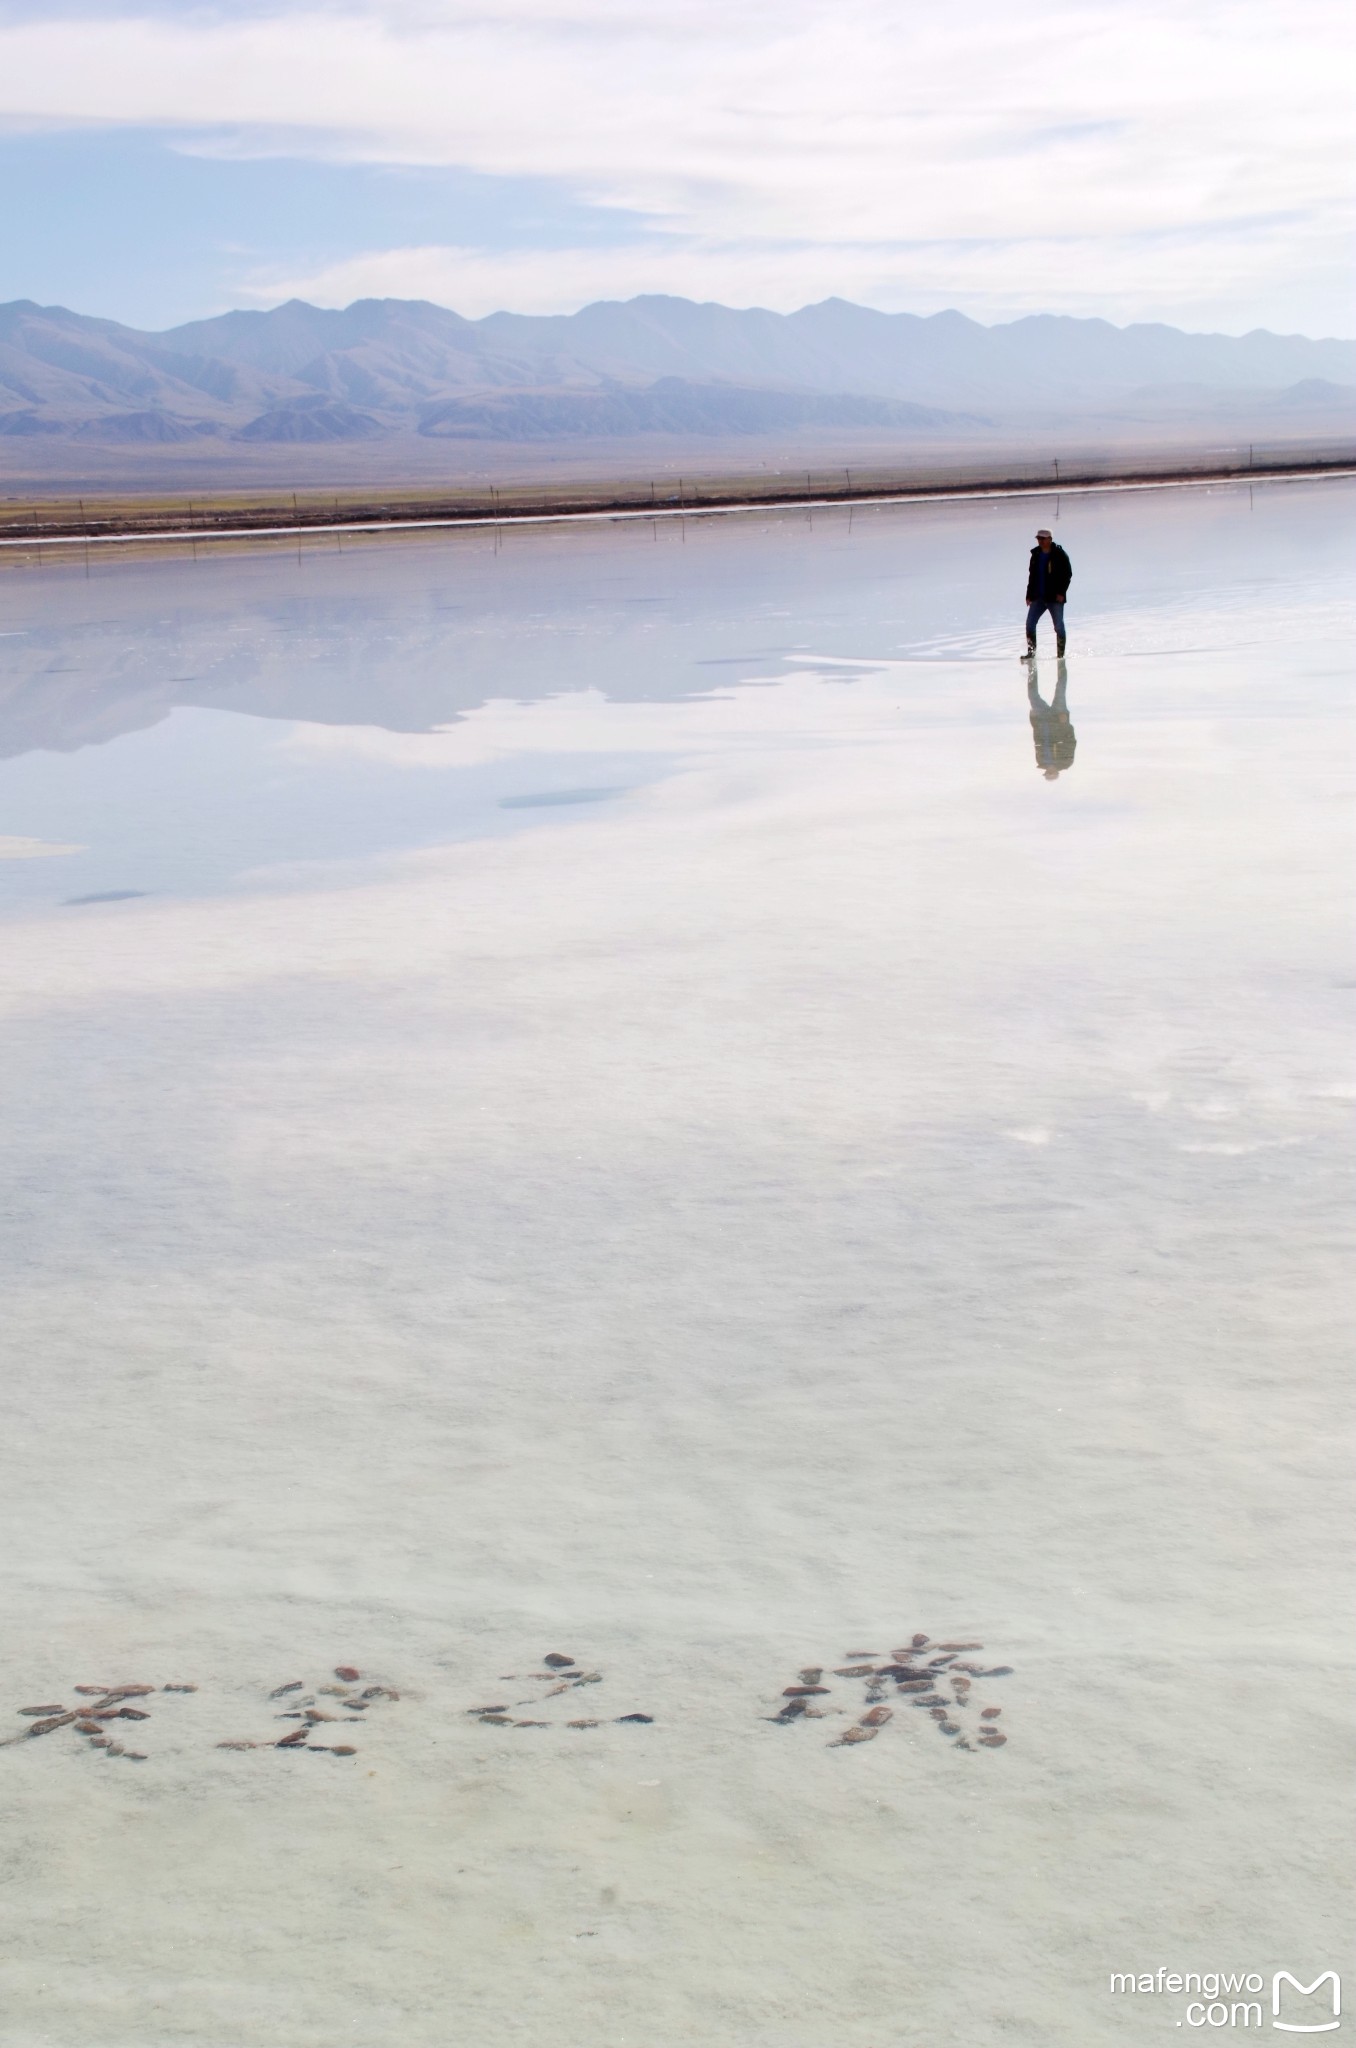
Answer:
[{"left": 2, "top": 447, "right": 1353, "bottom": 552}]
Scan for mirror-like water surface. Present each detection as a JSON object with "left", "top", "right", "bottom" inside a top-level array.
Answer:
[{"left": 1, "top": 481, "right": 1351, "bottom": 2046}]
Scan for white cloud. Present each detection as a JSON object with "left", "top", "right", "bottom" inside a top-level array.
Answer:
[
  {"left": 0, "top": 0, "right": 1351, "bottom": 330},
  {"left": 0, "top": 835, "right": 85, "bottom": 859},
  {"left": 279, "top": 669, "right": 901, "bottom": 767},
  {"left": 239, "top": 214, "right": 1350, "bottom": 330}
]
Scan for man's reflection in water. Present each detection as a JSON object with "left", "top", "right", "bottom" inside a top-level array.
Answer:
[{"left": 1027, "top": 659, "right": 1076, "bottom": 779}]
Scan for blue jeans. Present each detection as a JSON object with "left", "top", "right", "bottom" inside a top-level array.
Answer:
[{"left": 1026, "top": 599, "right": 1065, "bottom": 646}]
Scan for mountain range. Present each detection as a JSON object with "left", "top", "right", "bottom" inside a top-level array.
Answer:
[{"left": 2, "top": 295, "right": 1354, "bottom": 446}]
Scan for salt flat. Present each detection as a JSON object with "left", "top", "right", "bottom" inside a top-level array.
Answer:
[{"left": 0, "top": 479, "right": 1351, "bottom": 2046}]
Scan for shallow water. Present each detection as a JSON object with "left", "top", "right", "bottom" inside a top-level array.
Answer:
[{"left": 0, "top": 480, "right": 1352, "bottom": 2046}]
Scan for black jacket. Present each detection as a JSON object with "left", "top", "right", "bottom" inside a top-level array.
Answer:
[{"left": 1026, "top": 543, "right": 1072, "bottom": 603}]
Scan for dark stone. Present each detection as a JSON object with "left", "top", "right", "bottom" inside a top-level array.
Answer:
[
  {"left": 334, "top": 1666, "right": 361, "bottom": 1682},
  {"left": 615, "top": 1714, "right": 653, "bottom": 1723},
  {"left": 162, "top": 1684, "right": 198, "bottom": 1693},
  {"left": 782, "top": 1685, "right": 829, "bottom": 1697},
  {"left": 268, "top": 1682, "right": 303, "bottom": 1699},
  {"left": 276, "top": 1727, "right": 309, "bottom": 1748},
  {"left": 19, "top": 1705, "right": 66, "bottom": 1716},
  {"left": 543, "top": 1654, "right": 576, "bottom": 1669}
]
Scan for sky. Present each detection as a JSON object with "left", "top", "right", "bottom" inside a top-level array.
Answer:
[{"left": 0, "top": 0, "right": 1351, "bottom": 336}]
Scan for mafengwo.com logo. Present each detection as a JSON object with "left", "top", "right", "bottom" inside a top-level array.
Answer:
[{"left": 1109, "top": 1968, "right": 1340, "bottom": 2030}]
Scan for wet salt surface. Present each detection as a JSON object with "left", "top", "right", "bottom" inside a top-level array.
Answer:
[{"left": 0, "top": 479, "right": 1352, "bottom": 2045}]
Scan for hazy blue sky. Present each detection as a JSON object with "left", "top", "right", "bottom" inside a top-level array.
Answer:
[{"left": 0, "top": 0, "right": 1350, "bottom": 335}]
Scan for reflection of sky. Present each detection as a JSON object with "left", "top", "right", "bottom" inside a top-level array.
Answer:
[
  {"left": 0, "top": 478, "right": 1352, "bottom": 2039},
  {"left": 0, "top": 478, "right": 1350, "bottom": 912},
  {"left": 0, "top": 704, "right": 672, "bottom": 905}
]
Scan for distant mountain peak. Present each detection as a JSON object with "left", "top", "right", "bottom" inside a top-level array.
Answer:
[{"left": 1, "top": 293, "right": 1353, "bottom": 451}]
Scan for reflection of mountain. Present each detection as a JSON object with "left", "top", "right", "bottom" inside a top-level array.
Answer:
[
  {"left": 0, "top": 627, "right": 563, "bottom": 761},
  {"left": 0, "top": 547, "right": 760, "bottom": 761},
  {"left": 2, "top": 293, "right": 1353, "bottom": 447},
  {"left": 0, "top": 643, "right": 546, "bottom": 761},
  {"left": 2, "top": 469, "right": 1346, "bottom": 769}
]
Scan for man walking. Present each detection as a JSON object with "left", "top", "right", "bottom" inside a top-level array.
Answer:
[{"left": 1022, "top": 526, "right": 1072, "bottom": 659}]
